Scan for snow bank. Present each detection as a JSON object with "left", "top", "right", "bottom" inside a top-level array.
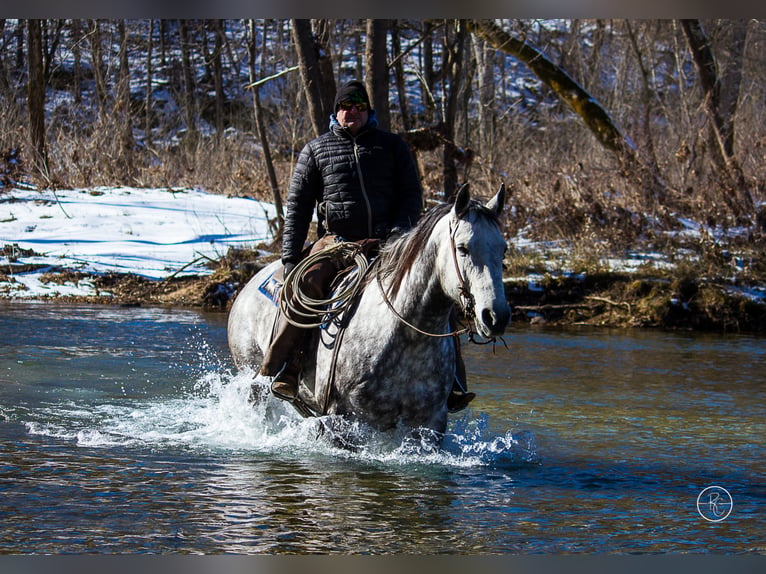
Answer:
[{"left": 0, "top": 186, "right": 277, "bottom": 299}]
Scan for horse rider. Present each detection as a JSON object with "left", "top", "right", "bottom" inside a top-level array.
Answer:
[{"left": 259, "top": 79, "right": 475, "bottom": 413}]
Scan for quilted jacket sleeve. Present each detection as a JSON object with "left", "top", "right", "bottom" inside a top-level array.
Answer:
[{"left": 282, "top": 141, "right": 322, "bottom": 266}]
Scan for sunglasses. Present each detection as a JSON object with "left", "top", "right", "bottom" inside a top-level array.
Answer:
[{"left": 338, "top": 101, "right": 368, "bottom": 112}]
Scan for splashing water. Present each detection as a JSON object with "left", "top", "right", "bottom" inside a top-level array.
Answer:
[{"left": 24, "top": 363, "right": 538, "bottom": 468}]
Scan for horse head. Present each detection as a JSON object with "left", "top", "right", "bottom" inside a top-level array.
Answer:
[{"left": 443, "top": 184, "right": 511, "bottom": 338}]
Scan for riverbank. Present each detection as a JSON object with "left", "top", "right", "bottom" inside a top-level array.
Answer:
[
  {"left": 4, "top": 249, "right": 765, "bottom": 335},
  {"left": 2, "top": 186, "right": 764, "bottom": 334}
]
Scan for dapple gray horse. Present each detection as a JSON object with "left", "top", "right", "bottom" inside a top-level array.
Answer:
[{"left": 228, "top": 184, "right": 510, "bottom": 436}]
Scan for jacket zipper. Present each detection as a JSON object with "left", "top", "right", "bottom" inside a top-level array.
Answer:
[{"left": 353, "top": 138, "right": 374, "bottom": 238}]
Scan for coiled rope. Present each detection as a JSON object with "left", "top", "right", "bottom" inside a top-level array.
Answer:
[{"left": 279, "top": 242, "right": 370, "bottom": 328}]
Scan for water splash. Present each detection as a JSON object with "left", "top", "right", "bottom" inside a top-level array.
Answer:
[{"left": 24, "top": 366, "right": 538, "bottom": 468}]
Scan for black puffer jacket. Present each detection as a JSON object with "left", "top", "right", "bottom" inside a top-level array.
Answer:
[{"left": 282, "top": 119, "right": 423, "bottom": 267}]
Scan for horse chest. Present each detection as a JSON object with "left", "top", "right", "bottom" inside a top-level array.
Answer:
[{"left": 320, "top": 330, "right": 454, "bottom": 430}]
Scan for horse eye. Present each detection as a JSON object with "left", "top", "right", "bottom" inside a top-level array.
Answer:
[{"left": 457, "top": 245, "right": 469, "bottom": 256}]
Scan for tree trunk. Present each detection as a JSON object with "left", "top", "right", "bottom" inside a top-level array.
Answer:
[
  {"left": 42, "top": 20, "right": 65, "bottom": 82},
  {"left": 291, "top": 18, "right": 333, "bottom": 137},
  {"left": 0, "top": 20, "right": 8, "bottom": 93},
  {"left": 391, "top": 21, "right": 411, "bottom": 131},
  {"left": 247, "top": 20, "right": 284, "bottom": 229},
  {"left": 178, "top": 19, "right": 197, "bottom": 136},
  {"left": 88, "top": 19, "right": 109, "bottom": 115},
  {"left": 625, "top": 21, "right": 659, "bottom": 171},
  {"left": 680, "top": 19, "right": 748, "bottom": 201},
  {"left": 15, "top": 20, "right": 24, "bottom": 73},
  {"left": 442, "top": 20, "right": 467, "bottom": 199},
  {"left": 473, "top": 35, "right": 496, "bottom": 160},
  {"left": 468, "top": 18, "right": 667, "bottom": 202},
  {"left": 717, "top": 20, "right": 748, "bottom": 153},
  {"left": 353, "top": 22, "right": 364, "bottom": 78},
  {"left": 212, "top": 19, "right": 225, "bottom": 139},
  {"left": 159, "top": 20, "right": 168, "bottom": 69},
  {"left": 365, "top": 19, "right": 390, "bottom": 131},
  {"left": 26, "top": 19, "right": 48, "bottom": 180},
  {"left": 145, "top": 19, "right": 154, "bottom": 145},
  {"left": 70, "top": 19, "right": 82, "bottom": 105},
  {"left": 421, "top": 20, "right": 436, "bottom": 124},
  {"left": 312, "top": 19, "right": 337, "bottom": 114},
  {"left": 116, "top": 20, "right": 135, "bottom": 175}
]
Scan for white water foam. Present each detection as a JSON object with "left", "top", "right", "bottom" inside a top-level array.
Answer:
[{"left": 24, "top": 367, "right": 538, "bottom": 468}]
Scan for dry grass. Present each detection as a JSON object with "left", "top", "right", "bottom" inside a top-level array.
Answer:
[{"left": 3, "top": 61, "right": 765, "bottom": 302}]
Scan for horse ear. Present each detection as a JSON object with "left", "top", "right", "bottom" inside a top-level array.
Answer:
[
  {"left": 453, "top": 183, "right": 471, "bottom": 218},
  {"left": 485, "top": 183, "right": 506, "bottom": 216}
]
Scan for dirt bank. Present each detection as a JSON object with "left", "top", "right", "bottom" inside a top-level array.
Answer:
[{"left": 9, "top": 248, "right": 764, "bottom": 335}]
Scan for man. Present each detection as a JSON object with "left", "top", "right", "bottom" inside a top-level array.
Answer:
[{"left": 259, "top": 79, "right": 474, "bottom": 412}]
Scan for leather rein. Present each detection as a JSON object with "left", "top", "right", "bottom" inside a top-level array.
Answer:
[{"left": 375, "top": 218, "right": 487, "bottom": 341}]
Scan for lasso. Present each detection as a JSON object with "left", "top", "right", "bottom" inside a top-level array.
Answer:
[{"left": 279, "top": 242, "right": 369, "bottom": 329}]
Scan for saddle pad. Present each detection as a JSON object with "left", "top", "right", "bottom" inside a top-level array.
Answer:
[{"left": 257, "top": 271, "right": 283, "bottom": 307}]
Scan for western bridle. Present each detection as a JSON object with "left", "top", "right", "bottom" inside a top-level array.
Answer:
[{"left": 376, "top": 217, "right": 481, "bottom": 340}]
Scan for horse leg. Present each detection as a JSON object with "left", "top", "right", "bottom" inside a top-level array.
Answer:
[
  {"left": 447, "top": 313, "right": 475, "bottom": 413},
  {"left": 448, "top": 335, "right": 475, "bottom": 412},
  {"left": 313, "top": 416, "right": 370, "bottom": 452}
]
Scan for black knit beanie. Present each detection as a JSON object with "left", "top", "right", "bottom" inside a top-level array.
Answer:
[{"left": 333, "top": 80, "right": 371, "bottom": 112}]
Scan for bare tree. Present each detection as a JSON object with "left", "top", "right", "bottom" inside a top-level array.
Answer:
[
  {"left": 442, "top": 20, "right": 467, "bottom": 199},
  {"left": 468, "top": 19, "right": 667, "bottom": 202},
  {"left": 366, "top": 19, "right": 390, "bottom": 131},
  {"left": 390, "top": 20, "right": 411, "bottom": 131},
  {"left": 15, "top": 20, "right": 24, "bottom": 73},
  {"left": 680, "top": 18, "right": 750, "bottom": 214},
  {"left": 291, "top": 18, "right": 335, "bottom": 137},
  {"left": 26, "top": 19, "right": 47, "bottom": 180},
  {"left": 469, "top": 20, "right": 634, "bottom": 159},
  {"left": 144, "top": 20, "right": 154, "bottom": 144},
  {"left": 88, "top": 19, "right": 109, "bottom": 115},
  {"left": 212, "top": 19, "right": 225, "bottom": 138},
  {"left": 421, "top": 20, "right": 436, "bottom": 124},
  {"left": 70, "top": 19, "right": 83, "bottom": 105},
  {"left": 116, "top": 20, "right": 135, "bottom": 175},
  {"left": 473, "top": 34, "right": 496, "bottom": 160},
  {"left": 0, "top": 20, "right": 8, "bottom": 93},
  {"left": 178, "top": 19, "right": 197, "bottom": 136},
  {"left": 625, "top": 21, "right": 660, "bottom": 171},
  {"left": 247, "top": 19, "right": 284, "bottom": 229},
  {"left": 312, "top": 19, "right": 337, "bottom": 112}
]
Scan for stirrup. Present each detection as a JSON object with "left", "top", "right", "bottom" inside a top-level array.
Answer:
[
  {"left": 271, "top": 379, "right": 317, "bottom": 419},
  {"left": 271, "top": 380, "right": 297, "bottom": 402},
  {"left": 269, "top": 361, "right": 300, "bottom": 402}
]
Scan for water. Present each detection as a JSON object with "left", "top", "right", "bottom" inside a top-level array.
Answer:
[{"left": 0, "top": 302, "right": 763, "bottom": 554}]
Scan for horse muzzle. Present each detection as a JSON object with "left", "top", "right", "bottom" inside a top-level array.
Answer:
[{"left": 476, "top": 304, "right": 511, "bottom": 338}]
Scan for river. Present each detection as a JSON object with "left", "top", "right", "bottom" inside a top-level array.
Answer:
[{"left": 0, "top": 302, "right": 763, "bottom": 553}]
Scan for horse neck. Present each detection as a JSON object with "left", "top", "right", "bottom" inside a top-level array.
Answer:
[{"left": 378, "top": 221, "right": 454, "bottom": 334}]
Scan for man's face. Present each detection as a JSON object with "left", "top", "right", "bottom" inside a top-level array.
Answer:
[{"left": 336, "top": 100, "right": 369, "bottom": 136}]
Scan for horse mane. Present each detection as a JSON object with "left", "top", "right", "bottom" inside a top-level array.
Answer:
[{"left": 374, "top": 198, "right": 501, "bottom": 298}]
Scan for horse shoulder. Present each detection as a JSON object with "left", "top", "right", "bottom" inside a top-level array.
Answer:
[{"left": 227, "top": 260, "right": 281, "bottom": 369}]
